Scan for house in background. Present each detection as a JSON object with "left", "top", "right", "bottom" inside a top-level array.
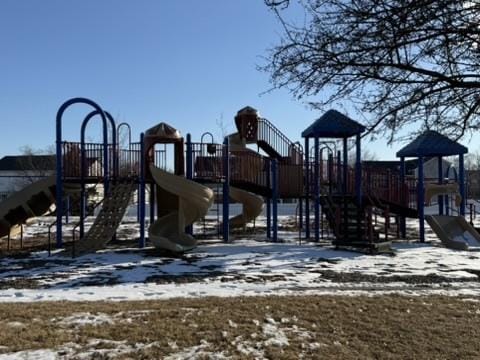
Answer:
[
  {"left": 413, "top": 157, "right": 456, "bottom": 181},
  {"left": 0, "top": 155, "right": 55, "bottom": 201},
  {"left": 362, "top": 159, "right": 417, "bottom": 176},
  {"left": 467, "top": 170, "right": 480, "bottom": 199}
]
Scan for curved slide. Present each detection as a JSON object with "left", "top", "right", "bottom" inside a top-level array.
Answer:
[
  {"left": 426, "top": 215, "right": 480, "bottom": 251},
  {"left": 0, "top": 176, "right": 80, "bottom": 239},
  {"left": 149, "top": 164, "right": 214, "bottom": 252},
  {"left": 229, "top": 187, "right": 264, "bottom": 229}
]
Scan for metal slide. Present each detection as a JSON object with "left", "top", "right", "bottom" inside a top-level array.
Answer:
[
  {"left": 425, "top": 215, "right": 480, "bottom": 251},
  {"left": 149, "top": 164, "right": 214, "bottom": 252},
  {"left": 0, "top": 176, "right": 58, "bottom": 239},
  {"left": 229, "top": 186, "right": 264, "bottom": 229}
]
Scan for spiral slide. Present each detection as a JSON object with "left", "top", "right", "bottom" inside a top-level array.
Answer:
[
  {"left": 229, "top": 187, "right": 264, "bottom": 229},
  {"left": 148, "top": 164, "right": 214, "bottom": 253}
]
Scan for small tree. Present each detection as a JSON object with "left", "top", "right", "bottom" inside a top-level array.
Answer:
[{"left": 12, "top": 145, "right": 56, "bottom": 190}]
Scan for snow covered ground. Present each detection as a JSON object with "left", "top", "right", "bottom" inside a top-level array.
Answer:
[{"left": 1, "top": 211, "right": 480, "bottom": 302}]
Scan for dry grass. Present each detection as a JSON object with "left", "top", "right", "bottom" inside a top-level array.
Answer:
[{"left": 0, "top": 295, "right": 479, "bottom": 358}]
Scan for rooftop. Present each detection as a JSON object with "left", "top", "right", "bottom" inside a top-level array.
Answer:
[
  {"left": 0, "top": 155, "right": 56, "bottom": 171},
  {"left": 302, "top": 109, "right": 366, "bottom": 138},
  {"left": 396, "top": 130, "right": 468, "bottom": 158}
]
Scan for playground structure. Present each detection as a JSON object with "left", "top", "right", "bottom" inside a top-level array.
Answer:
[{"left": 0, "top": 96, "right": 478, "bottom": 255}]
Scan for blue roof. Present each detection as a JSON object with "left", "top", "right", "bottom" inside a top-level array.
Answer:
[
  {"left": 302, "top": 109, "right": 366, "bottom": 138},
  {"left": 396, "top": 130, "right": 468, "bottom": 158}
]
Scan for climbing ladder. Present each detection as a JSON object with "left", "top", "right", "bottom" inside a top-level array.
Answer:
[
  {"left": 319, "top": 194, "right": 392, "bottom": 253},
  {"left": 72, "top": 179, "right": 136, "bottom": 256}
]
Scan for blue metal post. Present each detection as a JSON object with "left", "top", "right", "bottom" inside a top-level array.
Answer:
[
  {"left": 355, "top": 134, "right": 362, "bottom": 206},
  {"left": 56, "top": 126, "right": 62, "bottom": 248},
  {"left": 418, "top": 156, "right": 425, "bottom": 242},
  {"left": 65, "top": 196, "right": 70, "bottom": 224},
  {"left": 137, "top": 184, "right": 140, "bottom": 222},
  {"left": 222, "top": 137, "right": 230, "bottom": 242},
  {"left": 319, "top": 148, "right": 324, "bottom": 239},
  {"left": 337, "top": 150, "right": 342, "bottom": 193},
  {"left": 266, "top": 198, "right": 271, "bottom": 238},
  {"left": 272, "top": 159, "right": 278, "bottom": 242},
  {"left": 139, "top": 132, "right": 146, "bottom": 248},
  {"left": 328, "top": 153, "right": 334, "bottom": 194},
  {"left": 459, "top": 153, "right": 465, "bottom": 216},
  {"left": 438, "top": 156, "right": 444, "bottom": 215},
  {"left": 314, "top": 138, "right": 320, "bottom": 242},
  {"left": 400, "top": 157, "right": 406, "bottom": 238},
  {"left": 304, "top": 137, "right": 310, "bottom": 239},
  {"left": 186, "top": 134, "right": 193, "bottom": 235},
  {"left": 104, "top": 112, "right": 117, "bottom": 181},
  {"left": 298, "top": 198, "right": 303, "bottom": 231},
  {"left": 80, "top": 110, "right": 108, "bottom": 239},
  {"left": 343, "top": 138, "right": 348, "bottom": 194},
  {"left": 55, "top": 97, "right": 107, "bottom": 249}
]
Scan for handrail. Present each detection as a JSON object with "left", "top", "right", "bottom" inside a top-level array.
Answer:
[
  {"left": 258, "top": 117, "right": 303, "bottom": 159},
  {"left": 365, "top": 192, "right": 390, "bottom": 242}
]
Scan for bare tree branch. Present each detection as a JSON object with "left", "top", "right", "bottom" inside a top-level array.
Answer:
[{"left": 263, "top": 0, "right": 480, "bottom": 142}]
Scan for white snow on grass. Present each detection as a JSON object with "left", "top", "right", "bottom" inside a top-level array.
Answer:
[
  {"left": 2, "top": 212, "right": 480, "bottom": 302},
  {"left": 163, "top": 340, "right": 229, "bottom": 360},
  {"left": 0, "top": 349, "right": 57, "bottom": 360},
  {"left": 55, "top": 312, "right": 114, "bottom": 327},
  {"left": 263, "top": 317, "right": 289, "bottom": 347},
  {"left": 0, "top": 339, "right": 162, "bottom": 360}
]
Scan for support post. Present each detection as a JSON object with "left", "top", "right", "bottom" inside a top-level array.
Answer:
[
  {"left": 139, "top": 132, "right": 146, "bottom": 248},
  {"left": 304, "top": 137, "right": 310, "bottom": 239},
  {"left": 337, "top": 150, "right": 342, "bottom": 193},
  {"left": 459, "top": 153, "right": 466, "bottom": 216},
  {"left": 272, "top": 159, "right": 278, "bottom": 242},
  {"left": 343, "top": 138, "right": 348, "bottom": 194},
  {"left": 418, "top": 156, "right": 425, "bottom": 242},
  {"left": 55, "top": 131, "right": 63, "bottom": 248},
  {"left": 222, "top": 137, "right": 230, "bottom": 242},
  {"left": 186, "top": 133, "right": 193, "bottom": 235},
  {"left": 400, "top": 157, "right": 406, "bottom": 238},
  {"left": 266, "top": 198, "right": 271, "bottom": 238},
  {"left": 314, "top": 138, "right": 320, "bottom": 242},
  {"left": 355, "top": 134, "right": 362, "bottom": 206},
  {"left": 65, "top": 196, "right": 70, "bottom": 224},
  {"left": 328, "top": 153, "right": 333, "bottom": 194},
  {"left": 55, "top": 97, "right": 108, "bottom": 249},
  {"left": 438, "top": 156, "right": 444, "bottom": 215},
  {"left": 298, "top": 197, "right": 303, "bottom": 240}
]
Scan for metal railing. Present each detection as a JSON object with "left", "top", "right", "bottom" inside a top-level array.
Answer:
[
  {"left": 62, "top": 141, "right": 144, "bottom": 179},
  {"left": 257, "top": 118, "right": 303, "bottom": 163}
]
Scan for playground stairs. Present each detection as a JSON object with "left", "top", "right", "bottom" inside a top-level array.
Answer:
[
  {"left": 236, "top": 116, "right": 302, "bottom": 164},
  {"left": 71, "top": 179, "right": 136, "bottom": 256},
  {"left": 320, "top": 195, "right": 392, "bottom": 253}
]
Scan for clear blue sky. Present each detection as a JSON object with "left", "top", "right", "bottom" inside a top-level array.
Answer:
[{"left": 0, "top": 1, "right": 476, "bottom": 160}]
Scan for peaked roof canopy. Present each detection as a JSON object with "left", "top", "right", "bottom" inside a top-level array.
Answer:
[
  {"left": 396, "top": 130, "right": 468, "bottom": 158},
  {"left": 302, "top": 109, "right": 366, "bottom": 138},
  {"left": 145, "top": 122, "right": 182, "bottom": 140}
]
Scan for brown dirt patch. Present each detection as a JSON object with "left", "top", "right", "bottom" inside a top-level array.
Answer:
[{"left": 0, "top": 295, "right": 478, "bottom": 359}]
